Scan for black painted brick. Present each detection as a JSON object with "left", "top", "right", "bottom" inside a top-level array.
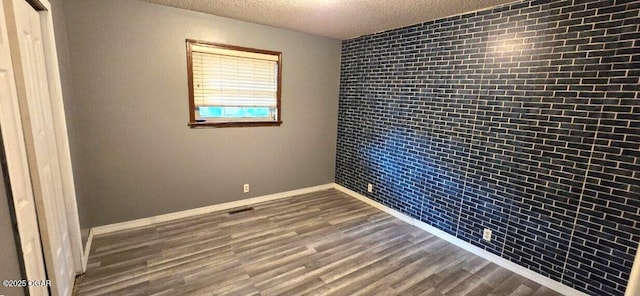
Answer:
[{"left": 335, "top": 0, "right": 640, "bottom": 295}]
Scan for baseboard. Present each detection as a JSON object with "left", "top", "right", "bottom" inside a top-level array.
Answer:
[
  {"left": 91, "top": 183, "right": 334, "bottom": 237},
  {"left": 82, "top": 229, "right": 93, "bottom": 272},
  {"left": 332, "top": 183, "right": 588, "bottom": 296}
]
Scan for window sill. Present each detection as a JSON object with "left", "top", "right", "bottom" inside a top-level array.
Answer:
[{"left": 188, "top": 121, "right": 283, "bottom": 128}]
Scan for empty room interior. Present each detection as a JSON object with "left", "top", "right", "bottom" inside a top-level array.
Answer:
[{"left": 1, "top": 0, "right": 640, "bottom": 295}]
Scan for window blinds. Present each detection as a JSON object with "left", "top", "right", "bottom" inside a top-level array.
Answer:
[{"left": 191, "top": 44, "right": 279, "bottom": 108}]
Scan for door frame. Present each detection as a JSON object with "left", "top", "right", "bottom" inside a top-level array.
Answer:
[
  {"left": 3, "top": 0, "right": 83, "bottom": 274},
  {"left": 626, "top": 246, "right": 640, "bottom": 296},
  {"left": 32, "top": 0, "right": 83, "bottom": 274}
]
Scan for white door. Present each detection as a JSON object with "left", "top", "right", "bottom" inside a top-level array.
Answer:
[
  {"left": 0, "top": 2, "right": 48, "bottom": 296},
  {"left": 13, "top": 0, "right": 75, "bottom": 295}
]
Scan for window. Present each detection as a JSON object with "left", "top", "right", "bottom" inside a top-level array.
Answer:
[{"left": 186, "top": 39, "right": 282, "bottom": 127}]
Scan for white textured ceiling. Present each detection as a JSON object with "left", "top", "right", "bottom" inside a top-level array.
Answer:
[{"left": 140, "top": 0, "right": 517, "bottom": 40}]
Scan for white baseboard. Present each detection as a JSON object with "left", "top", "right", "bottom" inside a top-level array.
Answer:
[
  {"left": 82, "top": 229, "right": 93, "bottom": 273},
  {"left": 91, "top": 183, "right": 335, "bottom": 237},
  {"left": 332, "top": 183, "right": 588, "bottom": 296}
]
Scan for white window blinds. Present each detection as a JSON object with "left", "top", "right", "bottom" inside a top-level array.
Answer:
[{"left": 191, "top": 44, "right": 279, "bottom": 108}]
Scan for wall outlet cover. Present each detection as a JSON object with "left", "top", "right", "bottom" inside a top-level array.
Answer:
[{"left": 483, "top": 228, "right": 492, "bottom": 242}]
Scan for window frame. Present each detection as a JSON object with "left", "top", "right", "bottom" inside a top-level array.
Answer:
[{"left": 186, "top": 39, "right": 283, "bottom": 128}]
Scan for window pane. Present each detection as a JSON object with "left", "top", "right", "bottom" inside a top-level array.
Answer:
[{"left": 199, "top": 106, "right": 272, "bottom": 119}]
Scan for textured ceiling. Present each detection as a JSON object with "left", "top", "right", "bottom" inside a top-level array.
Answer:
[{"left": 140, "top": 0, "right": 518, "bottom": 40}]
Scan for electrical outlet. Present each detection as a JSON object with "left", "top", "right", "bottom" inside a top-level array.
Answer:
[
  {"left": 243, "top": 184, "right": 250, "bottom": 193},
  {"left": 483, "top": 228, "right": 492, "bottom": 242},
  {"left": 367, "top": 183, "right": 373, "bottom": 193}
]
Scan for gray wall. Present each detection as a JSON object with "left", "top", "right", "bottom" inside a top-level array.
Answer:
[
  {"left": 0, "top": 164, "right": 25, "bottom": 296},
  {"left": 63, "top": 0, "right": 341, "bottom": 227},
  {"left": 49, "top": 0, "right": 91, "bottom": 244}
]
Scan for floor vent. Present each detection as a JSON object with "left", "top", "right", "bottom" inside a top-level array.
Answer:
[{"left": 227, "top": 207, "right": 254, "bottom": 215}]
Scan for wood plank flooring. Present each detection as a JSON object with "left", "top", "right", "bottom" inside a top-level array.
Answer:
[{"left": 75, "top": 189, "right": 563, "bottom": 296}]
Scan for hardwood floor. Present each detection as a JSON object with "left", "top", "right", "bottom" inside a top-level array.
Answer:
[{"left": 75, "top": 189, "right": 563, "bottom": 296}]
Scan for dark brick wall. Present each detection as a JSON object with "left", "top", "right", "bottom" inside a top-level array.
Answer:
[{"left": 335, "top": 0, "right": 640, "bottom": 295}]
